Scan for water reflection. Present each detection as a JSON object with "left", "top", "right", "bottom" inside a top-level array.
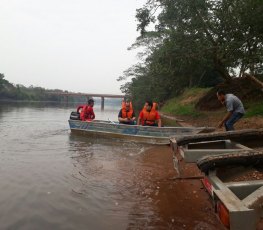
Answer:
[
  {"left": 0, "top": 102, "right": 126, "bottom": 230},
  {"left": 0, "top": 102, "right": 222, "bottom": 230},
  {"left": 68, "top": 133, "right": 190, "bottom": 230},
  {"left": 68, "top": 133, "right": 158, "bottom": 229}
]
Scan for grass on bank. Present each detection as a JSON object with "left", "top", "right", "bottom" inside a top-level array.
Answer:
[
  {"left": 161, "top": 88, "right": 210, "bottom": 117},
  {"left": 245, "top": 102, "right": 263, "bottom": 117},
  {"left": 161, "top": 87, "right": 263, "bottom": 120}
]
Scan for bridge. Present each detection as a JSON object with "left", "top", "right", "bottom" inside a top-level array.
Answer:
[{"left": 47, "top": 92, "right": 124, "bottom": 110}]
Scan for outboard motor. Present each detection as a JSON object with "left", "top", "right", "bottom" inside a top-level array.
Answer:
[{"left": 70, "top": 111, "right": 80, "bottom": 120}]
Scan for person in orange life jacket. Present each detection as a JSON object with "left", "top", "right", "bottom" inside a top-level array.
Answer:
[
  {"left": 118, "top": 99, "right": 136, "bottom": 125},
  {"left": 137, "top": 100, "right": 161, "bottom": 127},
  {"left": 80, "top": 98, "right": 95, "bottom": 121}
]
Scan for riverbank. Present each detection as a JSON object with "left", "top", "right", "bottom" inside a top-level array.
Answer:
[
  {"left": 160, "top": 84, "right": 263, "bottom": 130},
  {"left": 159, "top": 110, "right": 263, "bottom": 229},
  {"left": 161, "top": 110, "right": 263, "bottom": 130},
  {"left": 136, "top": 145, "right": 225, "bottom": 229},
  {"left": 157, "top": 115, "right": 263, "bottom": 230}
]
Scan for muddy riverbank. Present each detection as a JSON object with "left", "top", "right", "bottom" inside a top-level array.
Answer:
[{"left": 132, "top": 145, "right": 225, "bottom": 230}]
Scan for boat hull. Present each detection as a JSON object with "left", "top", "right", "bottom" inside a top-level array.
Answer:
[{"left": 68, "top": 120, "right": 208, "bottom": 145}]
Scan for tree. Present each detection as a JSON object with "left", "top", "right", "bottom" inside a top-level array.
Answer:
[
  {"left": 0, "top": 73, "right": 6, "bottom": 89},
  {"left": 119, "top": 0, "right": 263, "bottom": 102}
]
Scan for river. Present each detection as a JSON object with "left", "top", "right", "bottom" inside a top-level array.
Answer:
[{"left": 0, "top": 102, "right": 167, "bottom": 230}]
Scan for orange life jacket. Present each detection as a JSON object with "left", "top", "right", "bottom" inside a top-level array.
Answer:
[
  {"left": 140, "top": 109, "right": 158, "bottom": 126},
  {"left": 121, "top": 101, "right": 134, "bottom": 118}
]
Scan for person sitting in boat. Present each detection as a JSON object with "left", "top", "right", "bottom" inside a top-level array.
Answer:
[
  {"left": 137, "top": 100, "right": 161, "bottom": 127},
  {"left": 118, "top": 99, "right": 136, "bottom": 125},
  {"left": 79, "top": 98, "right": 95, "bottom": 121}
]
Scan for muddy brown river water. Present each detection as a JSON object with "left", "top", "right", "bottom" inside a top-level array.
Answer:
[{"left": 0, "top": 102, "right": 225, "bottom": 230}]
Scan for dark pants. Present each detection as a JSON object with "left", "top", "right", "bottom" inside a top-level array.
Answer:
[
  {"left": 224, "top": 112, "right": 244, "bottom": 131},
  {"left": 143, "top": 123, "right": 157, "bottom": 127},
  {"left": 120, "top": 121, "right": 136, "bottom": 125}
]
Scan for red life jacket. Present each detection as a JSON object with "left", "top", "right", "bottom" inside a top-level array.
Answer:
[
  {"left": 80, "top": 105, "right": 95, "bottom": 121},
  {"left": 77, "top": 105, "right": 84, "bottom": 113},
  {"left": 121, "top": 101, "right": 134, "bottom": 118}
]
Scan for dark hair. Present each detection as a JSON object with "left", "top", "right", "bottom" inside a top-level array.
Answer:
[
  {"left": 145, "top": 100, "right": 153, "bottom": 107},
  {"left": 217, "top": 89, "right": 225, "bottom": 95},
  {"left": 88, "top": 98, "right": 94, "bottom": 105}
]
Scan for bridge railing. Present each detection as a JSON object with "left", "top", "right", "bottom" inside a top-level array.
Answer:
[{"left": 46, "top": 92, "right": 124, "bottom": 109}]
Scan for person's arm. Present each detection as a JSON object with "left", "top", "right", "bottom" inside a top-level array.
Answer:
[
  {"left": 77, "top": 105, "right": 83, "bottom": 113},
  {"left": 81, "top": 106, "right": 88, "bottom": 120},
  {"left": 218, "top": 98, "right": 233, "bottom": 128},
  {"left": 91, "top": 107, "right": 95, "bottom": 119},
  {"left": 157, "top": 118, "right": 162, "bottom": 127},
  {"left": 131, "top": 111, "right": 136, "bottom": 121},
  {"left": 137, "top": 111, "right": 142, "bottom": 125},
  {"left": 118, "top": 110, "right": 128, "bottom": 123},
  {"left": 118, "top": 110, "right": 123, "bottom": 122},
  {"left": 156, "top": 112, "right": 161, "bottom": 127},
  {"left": 218, "top": 111, "right": 233, "bottom": 128},
  {"left": 87, "top": 107, "right": 95, "bottom": 120},
  {"left": 119, "top": 117, "right": 129, "bottom": 122}
]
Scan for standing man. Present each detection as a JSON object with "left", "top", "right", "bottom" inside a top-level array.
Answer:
[
  {"left": 216, "top": 90, "right": 245, "bottom": 131},
  {"left": 137, "top": 100, "right": 161, "bottom": 127},
  {"left": 118, "top": 99, "right": 136, "bottom": 125},
  {"left": 80, "top": 98, "right": 95, "bottom": 121}
]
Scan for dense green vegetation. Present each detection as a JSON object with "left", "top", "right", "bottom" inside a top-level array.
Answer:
[
  {"left": 118, "top": 0, "right": 263, "bottom": 109},
  {"left": 0, "top": 73, "right": 80, "bottom": 102},
  {"left": 245, "top": 103, "right": 263, "bottom": 117},
  {"left": 161, "top": 87, "right": 263, "bottom": 119}
]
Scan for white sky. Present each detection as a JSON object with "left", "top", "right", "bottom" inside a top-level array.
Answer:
[{"left": 0, "top": 0, "right": 145, "bottom": 94}]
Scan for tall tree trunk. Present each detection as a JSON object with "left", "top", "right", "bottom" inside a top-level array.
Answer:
[
  {"left": 244, "top": 73, "right": 263, "bottom": 89},
  {"left": 214, "top": 62, "right": 232, "bottom": 81}
]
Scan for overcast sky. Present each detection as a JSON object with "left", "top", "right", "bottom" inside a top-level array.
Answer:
[{"left": 0, "top": 0, "right": 145, "bottom": 94}]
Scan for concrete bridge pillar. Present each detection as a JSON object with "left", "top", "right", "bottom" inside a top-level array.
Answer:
[
  {"left": 63, "top": 95, "right": 69, "bottom": 104},
  {"left": 101, "top": 96, "right": 104, "bottom": 110}
]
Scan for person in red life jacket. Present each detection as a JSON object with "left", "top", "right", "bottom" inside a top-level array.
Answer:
[
  {"left": 80, "top": 98, "right": 95, "bottom": 121},
  {"left": 77, "top": 105, "right": 84, "bottom": 114},
  {"left": 137, "top": 100, "right": 161, "bottom": 127},
  {"left": 118, "top": 99, "right": 136, "bottom": 125}
]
